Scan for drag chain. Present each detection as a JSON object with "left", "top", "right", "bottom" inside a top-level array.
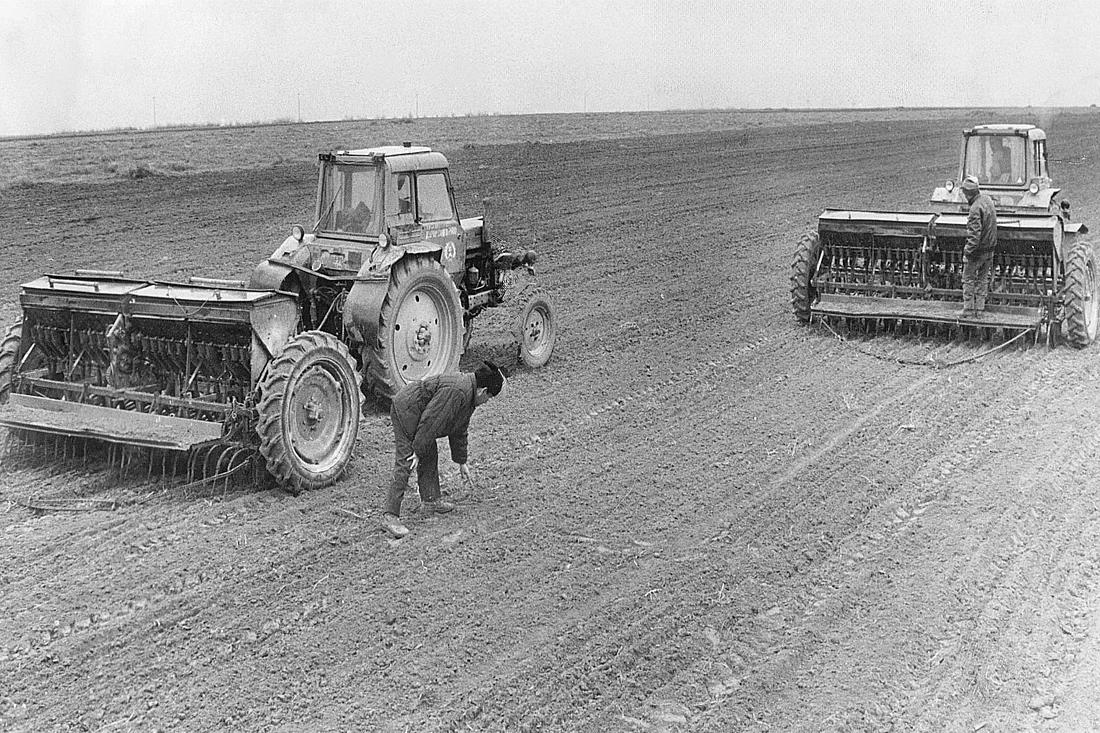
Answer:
[{"left": 818, "top": 319, "right": 1036, "bottom": 369}]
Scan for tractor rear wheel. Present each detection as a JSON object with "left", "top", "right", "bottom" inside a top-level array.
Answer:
[
  {"left": 514, "top": 289, "right": 557, "bottom": 368},
  {"left": 0, "top": 319, "right": 21, "bottom": 405},
  {"left": 366, "top": 256, "right": 463, "bottom": 399},
  {"left": 1064, "top": 241, "right": 1099, "bottom": 348},
  {"left": 256, "top": 330, "right": 361, "bottom": 492},
  {"left": 791, "top": 230, "right": 822, "bottom": 324}
]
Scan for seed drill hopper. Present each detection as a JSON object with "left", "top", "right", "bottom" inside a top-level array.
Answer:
[
  {"left": 0, "top": 273, "right": 315, "bottom": 488},
  {"left": 791, "top": 124, "right": 1097, "bottom": 347},
  {"left": 0, "top": 144, "right": 557, "bottom": 491}
]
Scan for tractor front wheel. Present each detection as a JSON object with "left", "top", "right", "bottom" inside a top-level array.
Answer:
[
  {"left": 791, "top": 230, "right": 822, "bottom": 324},
  {"left": 1064, "top": 241, "right": 1100, "bottom": 348},
  {"left": 514, "top": 289, "right": 557, "bottom": 368},
  {"left": 257, "top": 330, "right": 361, "bottom": 492}
]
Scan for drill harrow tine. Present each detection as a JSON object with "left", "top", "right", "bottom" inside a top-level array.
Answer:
[
  {"left": 187, "top": 447, "right": 200, "bottom": 483},
  {"left": 205, "top": 445, "right": 221, "bottom": 480},
  {"left": 216, "top": 447, "right": 241, "bottom": 493},
  {"left": 205, "top": 445, "right": 224, "bottom": 481},
  {"left": 196, "top": 445, "right": 213, "bottom": 482},
  {"left": 200, "top": 446, "right": 216, "bottom": 481},
  {"left": 228, "top": 448, "right": 252, "bottom": 480},
  {"left": 206, "top": 445, "right": 225, "bottom": 481}
]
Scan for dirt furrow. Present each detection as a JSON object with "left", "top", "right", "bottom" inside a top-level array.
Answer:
[{"left": 7, "top": 111, "right": 1100, "bottom": 732}]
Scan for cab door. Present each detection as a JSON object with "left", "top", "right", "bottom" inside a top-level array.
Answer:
[{"left": 413, "top": 169, "right": 465, "bottom": 277}]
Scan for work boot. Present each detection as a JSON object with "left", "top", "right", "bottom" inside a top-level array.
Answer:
[
  {"left": 381, "top": 512, "right": 410, "bottom": 539},
  {"left": 421, "top": 498, "right": 455, "bottom": 515}
]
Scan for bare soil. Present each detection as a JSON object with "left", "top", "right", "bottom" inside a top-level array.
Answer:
[{"left": 4, "top": 109, "right": 1100, "bottom": 732}]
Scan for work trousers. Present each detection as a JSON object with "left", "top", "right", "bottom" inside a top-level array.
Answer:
[
  {"left": 383, "top": 405, "right": 443, "bottom": 517},
  {"left": 962, "top": 250, "right": 995, "bottom": 311}
]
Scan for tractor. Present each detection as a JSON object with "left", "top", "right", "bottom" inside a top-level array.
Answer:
[
  {"left": 0, "top": 143, "right": 557, "bottom": 491},
  {"left": 791, "top": 124, "right": 1096, "bottom": 346}
]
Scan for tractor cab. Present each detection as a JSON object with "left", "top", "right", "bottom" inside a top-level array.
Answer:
[
  {"left": 265, "top": 145, "right": 468, "bottom": 280},
  {"left": 314, "top": 145, "right": 456, "bottom": 240},
  {"left": 931, "top": 125, "right": 1059, "bottom": 214}
]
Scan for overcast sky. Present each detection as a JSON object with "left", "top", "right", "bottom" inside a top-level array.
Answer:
[{"left": 2, "top": 0, "right": 1098, "bottom": 137}]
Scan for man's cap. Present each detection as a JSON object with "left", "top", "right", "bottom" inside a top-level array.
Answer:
[
  {"left": 961, "top": 175, "right": 980, "bottom": 194},
  {"left": 475, "top": 360, "right": 506, "bottom": 396}
]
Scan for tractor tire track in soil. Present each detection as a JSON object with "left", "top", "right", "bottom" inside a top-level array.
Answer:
[{"left": 5, "top": 110, "right": 1100, "bottom": 731}]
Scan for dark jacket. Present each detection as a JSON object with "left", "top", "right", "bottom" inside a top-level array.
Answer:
[
  {"left": 965, "top": 193, "right": 998, "bottom": 257},
  {"left": 392, "top": 373, "right": 477, "bottom": 464}
]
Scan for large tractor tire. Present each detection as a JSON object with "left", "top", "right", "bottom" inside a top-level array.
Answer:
[
  {"left": 256, "top": 330, "right": 361, "bottom": 492},
  {"left": 514, "top": 289, "right": 557, "bottom": 368},
  {"left": 365, "top": 256, "right": 463, "bottom": 399},
  {"left": 1064, "top": 241, "right": 1100, "bottom": 348},
  {"left": 0, "top": 319, "right": 21, "bottom": 405},
  {"left": 790, "top": 230, "right": 822, "bottom": 324}
]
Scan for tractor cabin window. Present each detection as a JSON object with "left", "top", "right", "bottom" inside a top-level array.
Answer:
[
  {"left": 965, "top": 135, "right": 1027, "bottom": 186},
  {"left": 415, "top": 172, "right": 455, "bottom": 223},
  {"left": 1034, "top": 139, "right": 1048, "bottom": 178},
  {"left": 318, "top": 164, "right": 384, "bottom": 236}
]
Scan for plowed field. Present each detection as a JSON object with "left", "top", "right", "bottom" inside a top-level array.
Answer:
[{"left": 4, "top": 109, "right": 1100, "bottom": 732}]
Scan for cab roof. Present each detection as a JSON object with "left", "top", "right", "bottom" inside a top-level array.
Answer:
[
  {"left": 965, "top": 124, "right": 1046, "bottom": 140},
  {"left": 322, "top": 144, "right": 448, "bottom": 172},
  {"left": 340, "top": 144, "right": 432, "bottom": 157}
]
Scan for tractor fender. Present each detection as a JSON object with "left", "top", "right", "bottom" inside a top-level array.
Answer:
[
  {"left": 249, "top": 259, "right": 298, "bottom": 290},
  {"left": 250, "top": 236, "right": 314, "bottom": 290},
  {"left": 343, "top": 245, "right": 444, "bottom": 346},
  {"left": 359, "top": 242, "right": 443, "bottom": 279},
  {"left": 1063, "top": 221, "right": 1091, "bottom": 259},
  {"left": 403, "top": 242, "right": 442, "bottom": 255},
  {"left": 343, "top": 276, "right": 388, "bottom": 347},
  {"left": 1017, "top": 187, "right": 1058, "bottom": 210}
]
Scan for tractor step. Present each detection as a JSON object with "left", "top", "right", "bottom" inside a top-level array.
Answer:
[
  {"left": 813, "top": 293, "right": 1044, "bottom": 329},
  {"left": 0, "top": 394, "right": 223, "bottom": 451}
]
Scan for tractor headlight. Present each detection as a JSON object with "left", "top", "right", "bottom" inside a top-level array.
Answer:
[
  {"left": 291, "top": 225, "right": 305, "bottom": 242},
  {"left": 1028, "top": 181, "right": 1040, "bottom": 195},
  {"left": 945, "top": 179, "right": 955, "bottom": 192},
  {"left": 378, "top": 231, "right": 389, "bottom": 249}
]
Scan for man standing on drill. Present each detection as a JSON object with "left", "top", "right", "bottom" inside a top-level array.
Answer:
[{"left": 958, "top": 174, "right": 998, "bottom": 317}]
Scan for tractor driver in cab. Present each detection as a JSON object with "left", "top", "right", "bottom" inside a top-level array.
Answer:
[
  {"left": 988, "top": 137, "right": 1014, "bottom": 185},
  {"left": 396, "top": 173, "right": 413, "bottom": 216},
  {"left": 336, "top": 199, "right": 373, "bottom": 233}
]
